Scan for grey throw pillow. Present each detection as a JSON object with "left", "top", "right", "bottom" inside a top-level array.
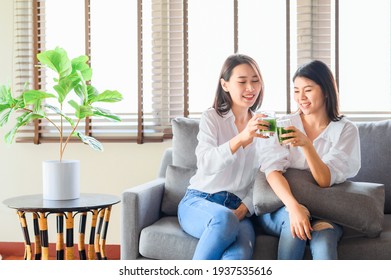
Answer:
[
  {"left": 161, "top": 165, "right": 197, "bottom": 216},
  {"left": 172, "top": 117, "right": 200, "bottom": 169},
  {"left": 253, "top": 169, "right": 385, "bottom": 237}
]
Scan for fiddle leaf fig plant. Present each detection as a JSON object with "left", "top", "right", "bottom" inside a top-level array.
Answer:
[{"left": 0, "top": 47, "right": 123, "bottom": 161}]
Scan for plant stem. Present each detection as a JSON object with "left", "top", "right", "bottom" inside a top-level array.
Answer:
[
  {"left": 60, "top": 119, "right": 81, "bottom": 161},
  {"left": 22, "top": 108, "right": 61, "bottom": 133},
  {"left": 60, "top": 104, "right": 63, "bottom": 162}
]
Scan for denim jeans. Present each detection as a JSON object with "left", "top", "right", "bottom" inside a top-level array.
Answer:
[
  {"left": 257, "top": 206, "right": 343, "bottom": 260},
  {"left": 178, "top": 189, "right": 255, "bottom": 260}
]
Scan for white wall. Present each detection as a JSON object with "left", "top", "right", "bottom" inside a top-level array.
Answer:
[{"left": 0, "top": 0, "right": 172, "bottom": 245}]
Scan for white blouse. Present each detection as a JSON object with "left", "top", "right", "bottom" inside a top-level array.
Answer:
[
  {"left": 188, "top": 108, "right": 277, "bottom": 215},
  {"left": 261, "top": 111, "right": 361, "bottom": 186}
]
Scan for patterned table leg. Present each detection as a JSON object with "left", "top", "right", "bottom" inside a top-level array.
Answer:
[
  {"left": 56, "top": 214, "right": 65, "bottom": 260},
  {"left": 100, "top": 206, "right": 112, "bottom": 260},
  {"left": 87, "top": 209, "right": 98, "bottom": 260},
  {"left": 32, "top": 213, "right": 41, "bottom": 260},
  {"left": 65, "top": 211, "right": 74, "bottom": 260},
  {"left": 78, "top": 212, "right": 87, "bottom": 260},
  {"left": 38, "top": 212, "right": 49, "bottom": 260},
  {"left": 94, "top": 209, "right": 105, "bottom": 260},
  {"left": 17, "top": 211, "right": 32, "bottom": 260}
]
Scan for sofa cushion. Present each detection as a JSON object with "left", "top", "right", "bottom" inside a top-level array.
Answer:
[
  {"left": 253, "top": 169, "right": 385, "bottom": 237},
  {"left": 161, "top": 165, "right": 197, "bottom": 216},
  {"left": 139, "top": 216, "right": 198, "bottom": 259},
  {"left": 253, "top": 215, "right": 391, "bottom": 260},
  {"left": 172, "top": 117, "right": 200, "bottom": 169},
  {"left": 351, "top": 120, "right": 391, "bottom": 214}
]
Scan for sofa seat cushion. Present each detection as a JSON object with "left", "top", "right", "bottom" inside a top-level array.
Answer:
[
  {"left": 139, "top": 216, "right": 198, "bottom": 260},
  {"left": 253, "top": 168, "right": 385, "bottom": 237},
  {"left": 253, "top": 215, "right": 391, "bottom": 260},
  {"left": 337, "top": 215, "right": 391, "bottom": 259}
]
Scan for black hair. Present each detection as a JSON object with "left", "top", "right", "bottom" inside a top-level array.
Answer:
[{"left": 293, "top": 60, "right": 342, "bottom": 121}]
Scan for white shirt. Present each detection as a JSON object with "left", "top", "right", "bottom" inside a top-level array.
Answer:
[
  {"left": 261, "top": 111, "right": 361, "bottom": 186},
  {"left": 188, "top": 108, "right": 276, "bottom": 215}
]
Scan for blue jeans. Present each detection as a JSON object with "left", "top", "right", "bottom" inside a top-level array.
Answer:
[
  {"left": 257, "top": 206, "right": 343, "bottom": 260},
  {"left": 178, "top": 189, "right": 255, "bottom": 260}
]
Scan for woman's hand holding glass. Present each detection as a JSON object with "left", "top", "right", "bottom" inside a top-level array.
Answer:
[
  {"left": 256, "top": 111, "right": 276, "bottom": 137},
  {"left": 238, "top": 114, "right": 270, "bottom": 146},
  {"left": 277, "top": 118, "right": 294, "bottom": 146},
  {"left": 276, "top": 118, "right": 307, "bottom": 147}
]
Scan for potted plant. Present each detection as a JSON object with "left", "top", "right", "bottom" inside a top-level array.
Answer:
[{"left": 0, "top": 47, "right": 123, "bottom": 200}]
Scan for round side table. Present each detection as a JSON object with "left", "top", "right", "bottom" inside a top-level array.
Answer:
[{"left": 3, "top": 193, "right": 120, "bottom": 260}]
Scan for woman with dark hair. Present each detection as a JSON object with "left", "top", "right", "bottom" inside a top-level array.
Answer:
[
  {"left": 257, "top": 60, "right": 361, "bottom": 259},
  {"left": 177, "top": 54, "right": 273, "bottom": 259}
]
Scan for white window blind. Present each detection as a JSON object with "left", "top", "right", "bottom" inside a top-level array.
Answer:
[
  {"left": 296, "top": 0, "right": 333, "bottom": 67},
  {"left": 149, "top": 0, "right": 187, "bottom": 139},
  {"left": 13, "top": 0, "right": 45, "bottom": 96}
]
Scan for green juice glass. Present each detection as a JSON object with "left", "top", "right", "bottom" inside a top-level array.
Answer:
[
  {"left": 258, "top": 111, "right": 276, "bottom": 137},
  {"left": 277, "top": 118, "right": 293, "bottom": 144}
]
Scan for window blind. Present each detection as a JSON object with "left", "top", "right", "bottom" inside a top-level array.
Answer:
[
  {"left": 14, "top": 0, "right": 190, "bottom": 144},
  {"left": 148, "top": 0, "right": 188, "bottom": 141},
  {"left": 13, "top": 0, "right": 45, "bottom": 96},
  {"left": 296, "top": 0, "right": 333, "bottom": 67},
  {"left": 13, "top": 0, "right": 46, "bottom": 144}
]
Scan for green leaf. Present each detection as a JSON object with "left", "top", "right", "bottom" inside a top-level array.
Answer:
[
  {"left": 3, "top": 112, "right": 40, "bottom": 143},
  {"left": 0, "top": 108, "right": 12, "bottom": 127},
  {"left": 78, "top": 105, "right": 94, "bottom": 119},
  {"left": 0, "top": 85, "right": 13, "bottom": 103},
  {"left": 44, "top": 104, "right": 75, "bottom": 127},
  {"left": 73, "top": 84, "right": 85, "bottom": 104},
  {"left": 4, "top": 127, "right": 18, "bottom": 144},
  {"left": 31, "top": 99, "right": 46, "bottom": 117},
  {"left": 13, "top": 96, "right": 26, "bottom": 110},
  {"left": 72, "top": 70, "right": 88, "bottom": 105},
  {"left": 71, "top": 55, "right": 92, "bottom": 81},
  {"left": 37, "top": 47, "right": 72, "bottom": 79},
  {"left": 92, "top": 107, "right": 121, "bottom": 122},
  {"left": 74, "top": 131, "right": 103, "bottom": 151},
  {"left": 68, "top": 100, "right": 93, "bottom": 119},
  {"left": 23, "top": 90, "right": 56, "bottom": 105},
  {"left": 17, "top": 111, "right": 42, "bottom": 125},
  {"left": 0, "top": 103, "right": 11, "bottom": 113},
  {"left": 86, "top": 85, "right": 99, "bottom": 101},
  {"left": 68, "top": 100, "right": 81, "bottom": 118},
  {"left": 89, "top": 90, "right": 123, "bottom": 104},
  {"left": 54, "top": 73, "right": 81, "bottom": 103}
]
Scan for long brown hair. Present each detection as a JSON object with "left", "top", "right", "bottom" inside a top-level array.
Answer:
[{"left": 213, "top": 54, "right": 264, "bottom": 117}]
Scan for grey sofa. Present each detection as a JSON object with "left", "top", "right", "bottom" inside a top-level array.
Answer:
[{"left": 121, "top": 117, "right": 391, "bottom": 260}]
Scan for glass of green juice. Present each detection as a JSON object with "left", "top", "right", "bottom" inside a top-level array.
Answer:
[
  {"left": 277, "top": 118, "right": 293, "bottom": 144},
  {"left": 258, "top": 111, "right": 276, "bottom": 137}
]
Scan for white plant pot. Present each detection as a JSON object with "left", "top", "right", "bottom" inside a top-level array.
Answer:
[{"left": 42, "top": 160, "right": 80, "bottom": 200}]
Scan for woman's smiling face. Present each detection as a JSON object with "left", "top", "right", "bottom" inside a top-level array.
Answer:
[
  {"left": 220, "top": 63, "right": 261, "bottom": 110},
  {"left": 294, "top": 76, "right": 326, "bottom": 115}
]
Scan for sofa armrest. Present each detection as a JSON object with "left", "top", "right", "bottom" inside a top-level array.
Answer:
[{"left": 120, "top": 178, "right": 165, "bottom": 259}]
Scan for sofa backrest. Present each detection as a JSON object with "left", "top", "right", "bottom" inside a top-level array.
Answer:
[
  {"left": 350, "top": 120, "right": 391, "bottom": 214},
  {"left": 159, "top": 117, "right": 200, "bottom": 216}
]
